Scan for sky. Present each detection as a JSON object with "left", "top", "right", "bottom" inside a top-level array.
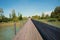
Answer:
[{"left": 0, "top": 0, "right": 60, "bottom": 17}]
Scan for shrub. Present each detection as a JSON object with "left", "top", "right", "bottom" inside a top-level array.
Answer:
[
  {"left": 48, "top": 18, "right": 56, "bottom": 22},
  {"left": 57, "top": 18, "right": 60, "bottom": 21},
  {"left": 0, "top": 19, "right": 2, "bottom": 22}
]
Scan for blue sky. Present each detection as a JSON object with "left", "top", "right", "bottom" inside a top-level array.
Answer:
[{"left": 0, "top": 0, "right": 60, "bottom": 17}]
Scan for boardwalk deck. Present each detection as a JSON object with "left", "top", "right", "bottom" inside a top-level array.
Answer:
[{"left": 13, "top": 19, "right": 43, "bottom": 40}]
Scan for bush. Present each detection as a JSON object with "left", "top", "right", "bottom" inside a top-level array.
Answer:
[
  {"left": 19, "top": 14, "right": 22, "bottom": 20},
  {"left": 57, "top": 18, "right": 60, "bottom": 21},
  {"left": 0, "top": 19, "right": 2, "bottom": 22},
  {"left": 48, "top": 18, "right": 56, "bottom": 22},
  {"left": 32, "top": 15, "right": 40, "bottom": 20},
  {"left": 2, "top": 18, "right": 8, "bottom": 22}
]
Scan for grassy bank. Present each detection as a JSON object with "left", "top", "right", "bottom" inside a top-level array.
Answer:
[
  {"left": 0, "top": 20, "right": 27, "bottom": 27},
  {"left": 37, "top": 19, "right": 60, "bottom": 28}
]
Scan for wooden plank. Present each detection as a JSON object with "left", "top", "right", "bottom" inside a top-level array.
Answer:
[{"left": 13, "top": 19, "right": 43, "bottom": 40}]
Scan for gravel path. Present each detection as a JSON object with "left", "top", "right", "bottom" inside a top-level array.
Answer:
[{"left": 13, "top": 19, "right": 43, "bottom": 40}]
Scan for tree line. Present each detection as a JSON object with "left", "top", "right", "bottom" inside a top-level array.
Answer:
[
  {"left": 0, "top": 9, "right": 23, "bottom": 22},
  {"left": 32, "top": 6, "right": 60, "bottom": 21},
  {"left": 0, "top": 6, "right": 60, "bottom": 22}
]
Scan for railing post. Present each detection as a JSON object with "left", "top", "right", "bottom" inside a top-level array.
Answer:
[{"left": 14, "top": 22, "right": 16, "bottom": 35}]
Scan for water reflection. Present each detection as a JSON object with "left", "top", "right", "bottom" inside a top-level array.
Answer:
[{"left": 0, "top": 26, "right": 20, "bottom": 40}]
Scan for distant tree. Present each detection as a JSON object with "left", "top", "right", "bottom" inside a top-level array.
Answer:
[
  {"left": 0, "top": 8, "right": 4, "bottom": 22},
  {"left": 54, "top": 6, "right": 60, "bottom": 18},
  {"left": 12, "top": 9, "right": 16, "bottom": 18},
  {"left": 9, "top": 13, "right": 12, "bottom": 18},
  {"left": 45, "top": 14, "right": 50, "bottom": 19},
  {"left": 18, "top": 13, "right": 22, "bottom": 20},
  {"left": 9, "top": 13, "right": 12, "bottom": 21},
  {"left": 51, "top": 11, "right": 55, "bottom": 18},
  {"left": 2, "top": 15, "right": 9, "bottom": 22},
  {"left": 41, "top": 12, "right": 45, "bottom": 19},
  {"left": 0, "top": 8, "right": 4, "bottom": 18},
  {"left": 11, "top": 9, "right": 17, "bottom": 22},
  {"left": 0, "top": 8, "right": 4, "bottom": 15},
  {"left": 32, "top": 15, "right": 40, "bottom": 20},
  {"left": 54, "top": 6, "right": 60, "bottom": 14},
  {"left": 51, "top": 6, "right": 60, "bottom": 18}
]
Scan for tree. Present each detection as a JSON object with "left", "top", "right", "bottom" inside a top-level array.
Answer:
[
  {"left": 45, "top": 14, "right": 50, "bottom": 19},
  {"left": 2, "top": 15, "right": 9, "bottom": 22},
  {"left": 18, "top": 13, "right": 22, "bottom": 20},
  {"left": 12, "top": 9, "right": 16, "bottom": 18},
  {"left": 9, "top": 13, "right": 12, "bottom": 21},
  {"left": 54, "top": 6, "right": 60, "bottom": 14},
  {"left": 11, "top": 9, "right": 17, "bottom": 22},
  {"left": 32, "top": 15, "right": 40, "bottom": 20},
  {"left": 0, "top": 8, "right": 4, "bottom": 15},
  {"left": 0, "top": 8, "right": 4, "bottom": 22},
  {"left": 41, "top": 12, "right": 45, "bottom": 19},
  {"left": 9, "top": 13, "right": 12, "bottom": 18},
  {"left": 0, "top": 8, "right": 4, "bottom": 18},
  {"left": 51, "top": 6, "right": 60, "bottom": 18}
]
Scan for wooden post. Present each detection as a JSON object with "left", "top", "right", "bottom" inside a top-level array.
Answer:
[{"left": 14, "top": 22, "right": 16, "bottom": 35}]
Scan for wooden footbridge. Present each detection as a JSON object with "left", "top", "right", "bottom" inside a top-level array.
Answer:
[{"left": 13, "top": 18, "right": 60, "bottom": 40}]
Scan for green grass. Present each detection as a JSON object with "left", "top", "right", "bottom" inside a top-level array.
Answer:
[
  {"left": 47, "top": 21, "right": 60, "bottom": 28},
  {"left": 0, "top": 19, "right": 27, "bottom": 27},
  {"left": 37, "top": 19, "right": 60, "bottom": 28}
]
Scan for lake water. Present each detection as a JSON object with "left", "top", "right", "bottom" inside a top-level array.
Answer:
[{"left": 0, "top": 26, "right": 20, "bottom": 40}]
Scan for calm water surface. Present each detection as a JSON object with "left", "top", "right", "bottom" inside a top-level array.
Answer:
[{"left": 0, "top": 26, "right": 20, "bottom": 40}]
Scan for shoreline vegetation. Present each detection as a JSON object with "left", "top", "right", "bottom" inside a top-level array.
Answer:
[
  {"left": 0, "top": 22, "right": 20, "bottom": 27},
  {"left": 0, "top": 20, "right": 27, "bottom": 27}
]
